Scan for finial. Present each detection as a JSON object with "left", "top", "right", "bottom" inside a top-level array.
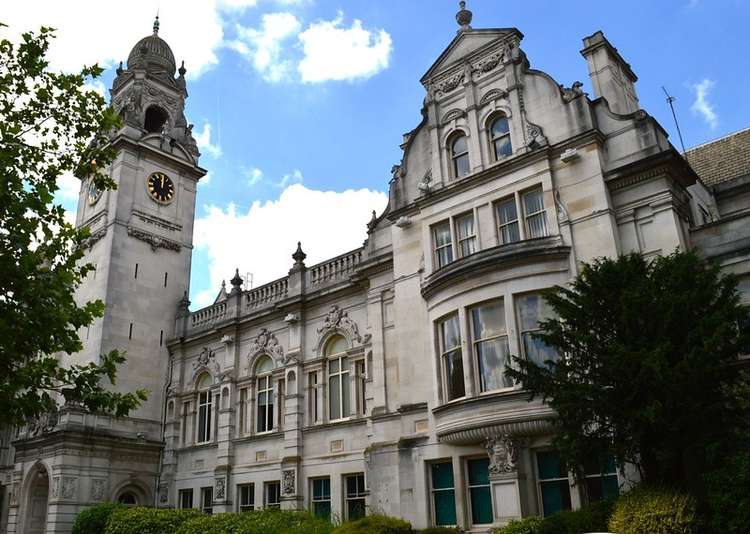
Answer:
[
  {"left": 178, "top": 60, "right": 186, "bottom": 77},
  {"left": 230, "top": 268, "right": 243, "bottom": 292},
  {"left": 367, "top": 210, "right": 378, "bottom": 233},
  {"left": 456, "top": 1, "right": 473, "bottom": 30},
  {"left": 153, "top": 12, "right": 160, "bottom": 35},
  {"left": 292, "top": 241, "right": 307, "bottom": 267},
  {"left": 116, "top": 61, "right": 123, "bottom": 75}
]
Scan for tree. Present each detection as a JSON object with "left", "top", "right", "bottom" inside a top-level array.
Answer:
[
  {"left": 0, "top": 24, "right": 147, "bottom": 427},
  {"left": 506, "top": 251, "right": 750, "bottom": 490}
]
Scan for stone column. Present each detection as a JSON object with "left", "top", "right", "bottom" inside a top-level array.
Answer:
[{"left": 486, "top": 435, "right": 523, "bottom": 523}]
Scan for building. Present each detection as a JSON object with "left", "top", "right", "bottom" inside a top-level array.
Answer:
[{"left": 1, "top": 4, "right": 749, "bottom": 533}]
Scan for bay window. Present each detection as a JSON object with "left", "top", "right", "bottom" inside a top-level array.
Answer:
[
  {"left": 523, "top": 187, "right": 549, "bottom": 239},
  {"left": 455, "top": 212, "right": 477, "bottom": 257},
  {"left": 496, "top": 197, "right": 521, "bottom": 244},
  {"left": 433, "top": 221, "right": 454, "bottom": 269},
  {"left": 516, "top": 293, "right": 557, "bottom": 367},
  {"left": 471, "top": 300, "right": 513, "bottom": 392}
]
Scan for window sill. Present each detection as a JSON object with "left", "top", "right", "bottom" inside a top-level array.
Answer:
[{"left": 422, "top": 235, "right": 568, "bottom": 300}]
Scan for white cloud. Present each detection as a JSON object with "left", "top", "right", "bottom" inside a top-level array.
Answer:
[
  {"left": 277, "top": 169, "right": 303, "bottom": 188},
  {"left": 83, "top": 79, "right": 106, "bottom": 98},
  {"left": 244, "top": 167, "right": 264, "bottom": 186},
  {"left": 193, "top": 288, "right": 219, "bottom": 309},
  {"left": 200, "top": 172, "right": 213, "bottom": 187},
  {"left": 193, "top": 183, "right": 388, "bottom": 302},
  {"left": 56, "top": 171, "right": 80, "bottom": 202},
  {"left": 298, "top": 12, "right": 392, "bottom": 83},
  {"left": 3, "top": 1, "right": 260, "bottom": 78},
  {"left": 194, "top": 122, "right": 223, "bottom": 158},
  {"left": 232, "top": 13, "right": 301, "bottom": 82},
  {"left": 690, "top": 78, "right": 718, "bottom": 130}
]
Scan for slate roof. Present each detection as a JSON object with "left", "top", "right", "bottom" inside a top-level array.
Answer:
[{"left": 685, "top": 127, "right": 750, "bottom": 186}]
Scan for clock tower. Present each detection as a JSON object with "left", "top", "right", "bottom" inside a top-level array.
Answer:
[{"left": 71, "top": 16, "right": 206, "bottom": 425}]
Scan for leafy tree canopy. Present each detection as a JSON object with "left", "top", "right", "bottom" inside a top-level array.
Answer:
[
  {"left": 507, "top": 251, "right": 750, "bottom": 489},
  {"left": 0, "top": 24, "right": 147, "bottom": 427}
]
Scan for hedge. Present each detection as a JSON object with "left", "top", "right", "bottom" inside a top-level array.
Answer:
[
  {"left": 71, "top": 502, "right": 124, "bottom": 534},
  {"left": 416, "top": 528, "right": 464, "bottom": 534},
  {"left": 492, "top": 516, "right": 544, "bottom": 534},
  {"left": 103, "top": 507, "right": 203, "bottom": 534},
  {"left": 174, "top": 509, "right": 334, "bottom": 534},
  {"left": 705, "top": 450, "right": 750, "bottom": 533},
  {"left": 493, "top": 500, "right": 612, "bottom": 534},
  {"left": 608, "top": 487, "right": 699, "bottom": 534},
  {"left": 332, "top": 514, "right": 412, "bottom": 534}
]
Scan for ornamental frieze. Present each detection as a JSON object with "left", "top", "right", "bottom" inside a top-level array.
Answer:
[{"left": 127, "top": 226, "right": 181, "bottom": 252}]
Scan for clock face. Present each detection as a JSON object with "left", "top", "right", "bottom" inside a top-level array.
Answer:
[
  {"left": 147, "top": 172, "right": 175, "bottom": 203},
  {"left": 87, "top": 181, "right": 101, "bottom": 205}
]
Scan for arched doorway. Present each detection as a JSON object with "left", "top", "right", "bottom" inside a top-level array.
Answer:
[{"left": 25, "top": 465, "right": 49, "bottom": 534}]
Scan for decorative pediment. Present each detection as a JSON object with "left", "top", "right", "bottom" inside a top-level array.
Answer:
[
  {"left": 441, "top": 108, "right": 467, "bottom": 125},
  {"left": 248, "top": 328, "right": 284, "bottom": 362},
  {"left": 317, "top": 305, "right": 362, "bottom": 345}
]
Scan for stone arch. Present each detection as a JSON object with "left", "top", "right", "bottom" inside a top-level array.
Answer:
[
  {"left": 193, "top": 370, "right": 213, "bottom": 390},
  {"left": 479, "top": 103, "right": 513, "bottom": 128},
  {"left": 286, "top": 370, "right": 297, "bottom": 395},
  {"left": 315, "top": 329, "right": 354, "bottom": 357},
  {"left": 111, "top": 479, "right": 152, "bottom": 506},
  {"left": 20, "top": 461, "right": 50, "bottom": 534},
  {"left": 250, "top": 353, "right": 276, "bottom": 376},
  {"left": 144, "top": 104, "right": 169, "bottom": 133},
  {"left": 440, "top": 125, "right": 470, "bottom": 149}
]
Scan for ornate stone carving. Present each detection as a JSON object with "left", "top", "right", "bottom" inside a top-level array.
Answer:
[
  {"left": 440, "top": 108, "right": 466, "bottom": 125},
  {"left": 485, "top": 435, "right": 518, "bottom": 474},
  {"left": 472, "top": 51, "right": 503, "bottom": 76},
  {"left": 434, "top": 71, "right": 465, "bottom": 96},
  {"left": 127, "top": 226, "right": 181, "bottom": 252},
  {"left": 9, "top": 482, "right": 18, "bottom": 505},
  {"left": 91, "top": 478, "right": 106, "bottom": 501},
  {"left": 560, "top": 81, "right": 585, "bottom": 102},
  {"left": 26, "top": 409, "right": 58, "bottom": 437},
  {"left": 479, "top": 88, "right": 509, "bottom": 106},
  {"left": 282, "top": 469, "right": 295, "bottom": 495},
  {"left": 62, "top": 476, "right": 77, "bottom": 499},
  {"left": 249, "top": 328, "right": 285, "bottom": 362},
  {"left": 526, "top": 121, "right": 548, "bottom": 148},
  {"left": 317, "top": 305, "right": 362, "bottom": 344},
  {"left": 113, "top": 85, "right": 143, "bottom": 126},
  {"left": 82, "top": 227, "right": 107, "bottom": 249},
  {"left": 158, "top": 483, "right": 169, "bottom": 504},
  {"left": 215, "top": 477, "right": 225, "bottom": 500},
  {"left": 193, "top": 347, "right": 220, "bottom": 377}
]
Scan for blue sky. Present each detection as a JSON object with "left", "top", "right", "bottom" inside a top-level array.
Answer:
[{"left": 8, "top": 0, "right": 749, "bottom": 309}]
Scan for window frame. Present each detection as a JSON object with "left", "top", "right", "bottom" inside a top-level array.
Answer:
[
  {"left": 489, "top": 115, "right": 512, "bottom": 161},
  {"left": 429, "top": 460, "right": 458, "bottom": 527},
  {"left": 466, "top": 457, "right": 494, "bottom": 526},
  {"left": 310, "top": 477, "right": 332, "bottom": 520},
  {"left": 255, "top": 356, "right": 275, "bottom": 434},
  {"left": 200, "top": 486, "right": 213, "bottom": 515},
  {"left": 326, "top": 336, "right": 352, "bottom": 422},
  {"left": 449, "top": 132, "right": 470, "bottom": 179},
  {"left": 238, "top": 483, "right": 254, "bottom": 512},
  {"left": 515, "top": 291, "right": 557, "bottom": 367},
  {"left": 470, "top": 299, "right": 514, "bottom": 393},
  {"left": 437, "top": 314, "right": 466, "bottom": 402},
  {"left": 344, "top": 473, "right": 367, "bottom": 521},
  {"left": 197, "top": 389, "right": 213, "bottom": 444},
  {"left": 454, "top": 211, "right": 477, "bottom": 258},
  {"left": 263, "top": 481, "right": 281, "bottom": 509},
  {"left": 432, "top": 220, "right": 454, "bottom": 269},
  {"left": 494, "top": 195, "right": 522, "bottom": 245},
  {"left": 535, "top": 450, "right": 573, "bottom": 517},
  {"left": 178, "top": 488, "right": 193, "bottom": 509},
  {"left": 521, "top": 186, "right": 549, "bottom": 240}
]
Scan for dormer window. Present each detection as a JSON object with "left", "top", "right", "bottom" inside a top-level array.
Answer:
[
  {"left": 490, "top": 116, "right": 512, "bottom": 160},
  {"left": 450, "top": 134, "right": 470, "bottom": 178}
]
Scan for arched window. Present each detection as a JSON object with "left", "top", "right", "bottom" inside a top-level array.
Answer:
[
  {"left": 118, "top": 492, "right": 138, "bottom": 506},
  {"left": 144, "top": 105, "right": 168, "bottom": 133},
  {"left": 256, "top": 356, "right": 274, "bottom": 433},
  {"left": 326, "top": 335, "right": 350, "bottom": 420},
  {"left": 450, "top": 134, "right": 470, "bottom": 178},
  {"left": 196, "top": 372, "right": 213, "bottom": 443},
  {"left": 490, "top": 116, "right": 512, "bottom": 160}
]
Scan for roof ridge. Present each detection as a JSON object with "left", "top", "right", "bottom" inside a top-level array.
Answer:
[{"left": 686, "top": 126, "right": 750, "bottom": 152}]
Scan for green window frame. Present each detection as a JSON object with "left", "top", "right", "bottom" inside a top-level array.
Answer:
[
  {"left": 431, "top": 461, "right": 457, "bottom": 526},
  {"left": 536, "top": 451, "right": 572, "bottom": 516},
  {"left": 467, "top": 458, "right": 493, "bottom": 524},
  {"left": 583, "top": 455, "right": 619, "bottom": 503}
]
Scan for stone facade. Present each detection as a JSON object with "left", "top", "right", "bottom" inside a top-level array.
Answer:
[{"left": 1, "top": 6, "right": 749, "bottom": 533}]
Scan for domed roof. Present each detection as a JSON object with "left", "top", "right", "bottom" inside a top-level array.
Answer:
[{"left": 126, "top": 17, "right": 176, "bottom": 75}]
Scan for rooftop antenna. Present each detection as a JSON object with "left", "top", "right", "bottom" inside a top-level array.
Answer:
[{"left": 662, "top": 86, "right": 688, "bottom": 159}]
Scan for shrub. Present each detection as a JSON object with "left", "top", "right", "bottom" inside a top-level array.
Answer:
[
  {"left": 492, "top": 516, "right": 543, "bottom": 534},
  {"left": 71, "top": 502, "right": 124, "bottom": 534},
  {"left": 608, "top": 487, "right": 699, "bottom": 534},
  {"left": 332, "top": 514, "right": 412, "bottom": 534},
  {"left": 418, "top": 528, "right": 464, "bottom": 534},
  {"left": 705, "top": 450, "right": 750, "bottom": 533},
  {"left": 104, "top": 507, "right": 203, "bottom": 534},
  {"left": 175, "top": 509, "right": 334, "bottom": 534},
  {"left": 539, "top": 499, "right": 614, "bottom": 534}
]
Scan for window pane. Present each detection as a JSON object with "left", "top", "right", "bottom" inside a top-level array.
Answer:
[
  {"left": 326, "top": 335, "right": 348, "bottom": 356},
  {"left": 446, "top": 349, "right": 465, "bottom": 399},
  {"left": 517, "top": 294, "right": 554, "bottom": 331},
  {"left": 459, "top": 237, "right": 476, "bottom": 257},
  {"left": 468, "top": 458, "right": 490, "bottom": 486},
  {"left": 313, "top": 501, "right": 331, "bottom": 520},
  {"left": 257, "top": 405, "right": 267, "bottom": 433},
  {"left": 456, "top": 214, "right": 474, "bottom": 240},
  {"left": 433, "top": 222, "right": 452, "bottom": 247},
  {"left": 454, "top": 153, "right": 470, "bottom": 177},
  {"left": 347, "top": 499, "right": 366, "bottom": 520},
  {"left": 522, "top": 332, "right": 557, "bottom": 367},
  {"left": 440, "top": 316, "right": 461, "bottom": 351},
  {"left": 329, "top": 358, "right": 339, "bottom": 374},
  {"left": 496, "top": 199, "right": 518, "bottom": 225},
  {"left": 477, "top": 338, "right": 513, "bottom": 391},
  {"left": 452, "top": 135, "right": 467, "bottom": 155},
  {"left": 500, "top": 222, "right": 520, "bottom": 244},
  {"left": 470, "top": 486, "right": 493, "bottom": 524},
  {"left": 527, "top": 212, "right": 549, "bottom": 239},
  {"left": 471, "top": 302, "right": 506, "bottom": 340},
  {"left": 491, "top": 117, "right": 509, "bottom": 137},
  {"left": 329, "top": 375, "right": 340, "bottom": 419},
  {"left": 256, "top": 356, "right": 274, "bottom": 375},
  {"left": 342, "top": 370, "right": 351, "bottom": 417},
  {"left": 537, "top": 451, "right": 566, "bottom": 479},
  {"left": 523, "top": 188, "right": 545, "bottom": 214},
  {"left": 431, "top": 462, "right": 455, "bottom": 489},
  {"left": 494, "top": 136, "right": 512, "bottom": 159},
  {"left": 436, "top": 246, "right": 453, "bottom": 268},
  {"left": 540, "top": 480, "right": 572, "bottom": 516}
]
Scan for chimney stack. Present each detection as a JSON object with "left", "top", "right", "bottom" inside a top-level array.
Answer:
[{"left": 581, "top": 31, "right": 639, "bottom": 115}]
